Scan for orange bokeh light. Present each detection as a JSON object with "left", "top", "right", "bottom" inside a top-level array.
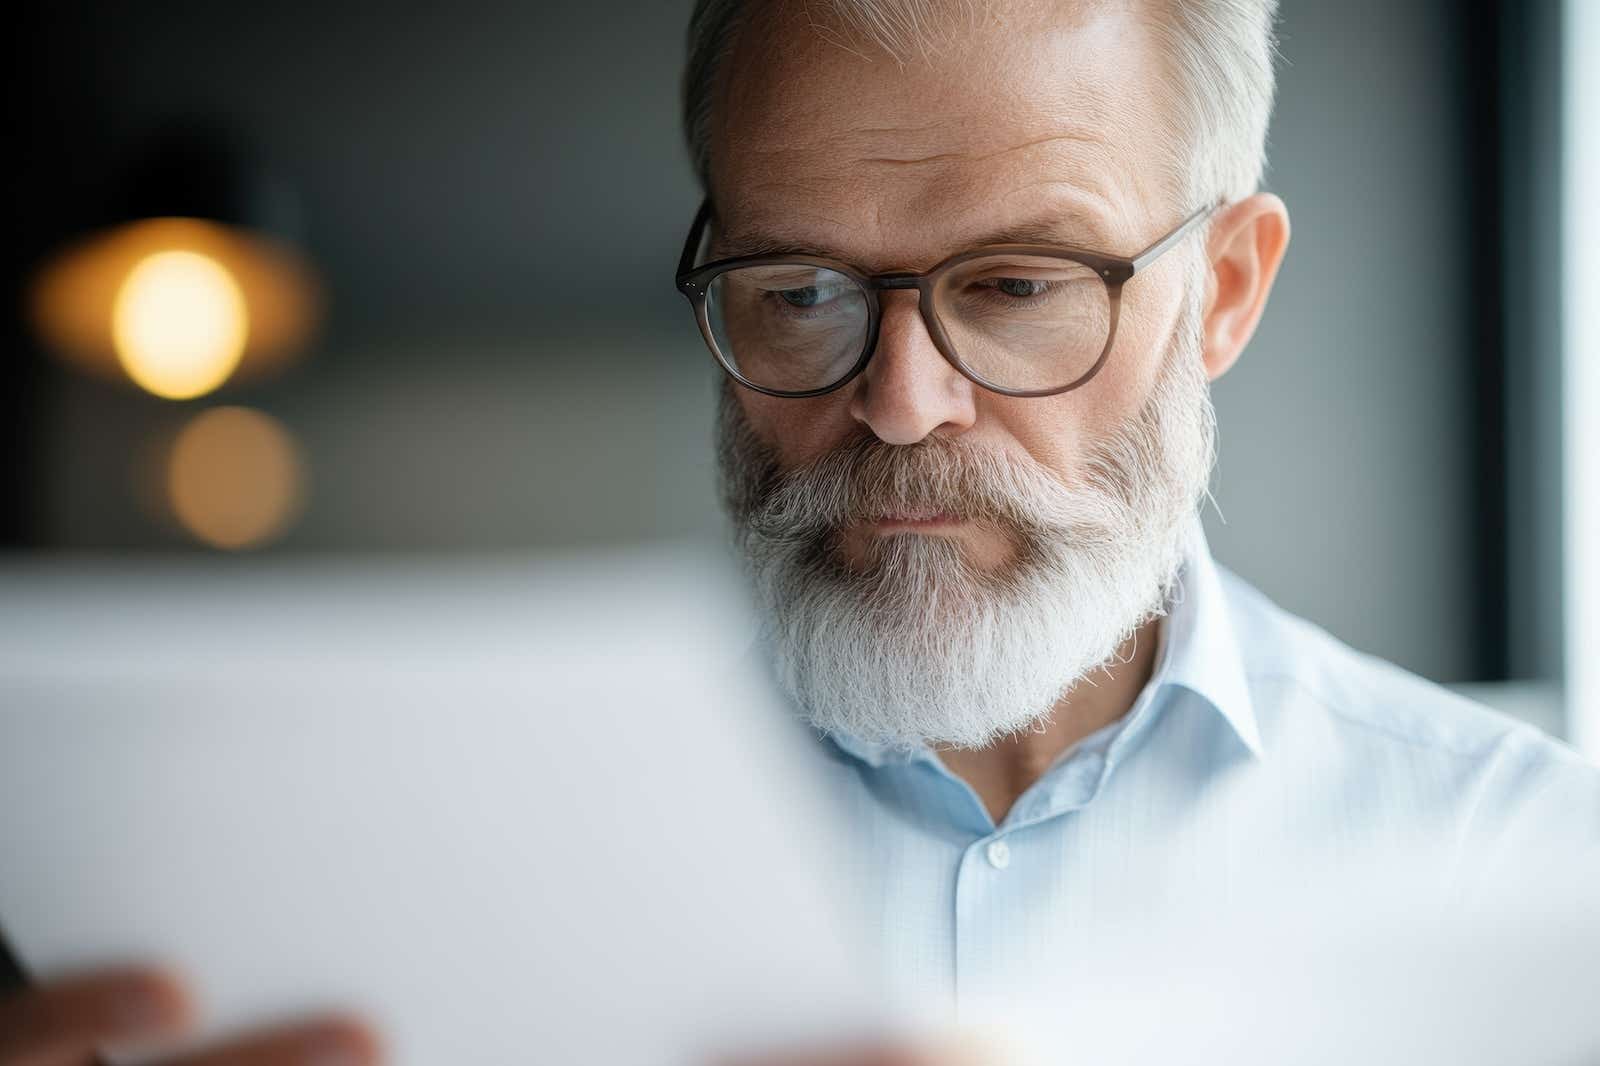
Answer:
[{"left": 166, "top": 406, "right": 307, "bottom": 550}]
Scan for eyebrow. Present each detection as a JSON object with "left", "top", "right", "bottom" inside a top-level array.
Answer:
[{"left": 711, "top": 210, "right": 1121, "bottom": 265}]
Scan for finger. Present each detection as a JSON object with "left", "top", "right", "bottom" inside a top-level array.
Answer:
[
  {"left": 158, "top": 1015, "right": 381, "bottom": 1066},
  {"left": 0, "top": 966, "right": 193, "bottom": 1066}
]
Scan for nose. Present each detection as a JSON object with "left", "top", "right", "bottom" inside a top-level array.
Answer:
[{"left": 847, "top": 290, "right": 977, "bottom": 445}]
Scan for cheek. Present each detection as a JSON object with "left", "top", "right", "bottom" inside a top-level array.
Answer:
[
  {"left": 738, "top": 390, "right": 861, "bottom": 465},
  {"left": 1108, "top": 260, "right": 1190, "bottom": 395},
  {"left": 985, "top": 382, "right": 1137, "bottom": 476},
  {"left": 986, "top": 318, "right": 1165, "bottom": 476},
  {"left": 986, "top": 397, "right": 1091, "bottom": 475}
]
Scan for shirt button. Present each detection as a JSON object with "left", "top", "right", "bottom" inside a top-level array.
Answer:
[{"left": 985, "top": 839, "right": 1011, "bottom": 870}]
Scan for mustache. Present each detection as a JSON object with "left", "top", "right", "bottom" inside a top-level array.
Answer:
[{"left": 724, "top": 424, "right": 1134, "bottom": 549}]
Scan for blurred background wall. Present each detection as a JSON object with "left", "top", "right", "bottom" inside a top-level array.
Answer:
[{"left": 6, "top": 1, "right": 1574, "bottom": 725}]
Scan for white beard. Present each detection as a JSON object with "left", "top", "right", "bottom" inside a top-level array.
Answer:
[{"left": 716, "top": 288, "right": 1217, "bottom": 752}]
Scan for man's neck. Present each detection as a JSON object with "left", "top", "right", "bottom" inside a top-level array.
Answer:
[{"left": 933, "top": 614, "right": 1164, "bottom": 825}]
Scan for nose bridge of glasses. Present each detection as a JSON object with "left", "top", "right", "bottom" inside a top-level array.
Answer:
[
  {"left": 864, "top": 270, "right": 964, "bottom": 389},
  {"left": 867, "top": 273, "right": 923, "bottom": 292},
  {"left": 866, "top": 274, "right": 941, "bottom": 347}
]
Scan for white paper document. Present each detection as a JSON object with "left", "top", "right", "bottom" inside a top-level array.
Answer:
[{"left": 0, "top": 548, "right": 875, "bottom": 1065}]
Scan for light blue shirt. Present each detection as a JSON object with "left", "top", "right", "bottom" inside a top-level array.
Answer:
[{"left": 794, "top": 519, "right": 1600, "bottom": 1022}]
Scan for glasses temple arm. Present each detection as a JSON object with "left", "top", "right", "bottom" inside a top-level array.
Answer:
[
  {"left": 1127, "top": 199, "right": 1223, "bottom": 273},
  {"left": 676, "top": 197, "right": 714, "bottom": 281}
]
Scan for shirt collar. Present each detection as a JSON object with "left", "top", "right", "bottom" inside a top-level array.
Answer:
[
  {"left": 1157, "top": 515, "right": 1263, "bottom": 758},
  {"left": 819, "top": 514, "right": 1263, "bottom": 769}
]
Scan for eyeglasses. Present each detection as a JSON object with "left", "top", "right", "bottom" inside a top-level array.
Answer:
[{"left": 674, "top": 197, "right": 1219, "bottom": 399}]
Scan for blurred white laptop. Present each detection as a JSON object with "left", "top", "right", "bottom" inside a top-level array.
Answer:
[{"left": 0, "top": 546, "right": 874, "bottom": 1065}]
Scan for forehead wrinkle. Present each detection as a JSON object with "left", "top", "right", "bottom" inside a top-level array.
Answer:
[
  {"left": 709, "top": 4, "right": 1169, "bottom": 269},
  {"left": 851, "top": 121, "right": 952, "bottom": 136},
  {"left": 712, "top": 15, "right": 1142, "bottom": 202},
  {"left": 1001, "top": 177, "right": 1120, "bottom": 218},
  {"left": 712, "top": 193, "right": 1123, "bottom": 269},
  {"left": 719, "top": 177, "right": 862, "bottom": 230},
  {"left": 770, "top": 86, "right": 1121, "bottom": 163},
  {"left": 734, "top": 114, "right": 1121, "bottom": 192},
  {"left": 856, "top": 128, "right": 1109, "bottom": 167},
  {"left": 718, "top": 119, "right": 1138, "bottom": 266},
  {"left": 710, "top": 0, "right": 1163, "bottom": 173},
  {"left": 718, "top": 133, "right": 1129, "bottom": 260}
]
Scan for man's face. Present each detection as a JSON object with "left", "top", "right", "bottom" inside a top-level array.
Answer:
[
  {"left": 708, "top": 1, "right": 1196, "bottom": 572},
  {"left": 707, "top": 1, "right": 1223, "bottom": 750}
]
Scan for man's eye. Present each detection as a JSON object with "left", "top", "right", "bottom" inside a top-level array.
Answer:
[
  {"left": 777, "top": 285, "right": 842, "bottom": 308},
  {"left": 988, "top": 277, "right": 1051, "bottom": 299}
]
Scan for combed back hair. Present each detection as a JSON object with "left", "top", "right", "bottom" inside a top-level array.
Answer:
[{"left": 681, "top": 0, "right": 1281, "bottom": 210}]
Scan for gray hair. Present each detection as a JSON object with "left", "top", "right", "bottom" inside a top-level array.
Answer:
[{"left": 681, "top": 0, "right": 1280, "bottom": 208}]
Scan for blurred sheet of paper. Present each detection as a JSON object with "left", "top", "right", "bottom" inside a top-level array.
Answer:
[{"left": 0, "top": 546, "right": 876, "bottom": 1065}]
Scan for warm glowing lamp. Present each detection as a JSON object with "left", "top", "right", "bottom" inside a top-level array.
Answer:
[
  {"left": 113, "top": 249, "right": 249, "bottom": 399},
  {"left": 27, "top": 128, "right": 321, "bottom": 400}
]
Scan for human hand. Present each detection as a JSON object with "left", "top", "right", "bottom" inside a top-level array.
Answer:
[{"left": 0, "top": 965, "right": 379, "bottom": 1066}]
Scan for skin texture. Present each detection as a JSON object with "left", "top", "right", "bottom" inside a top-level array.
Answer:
[{"left": 709, "top": 1, "right": 1290, "bottom": 821}]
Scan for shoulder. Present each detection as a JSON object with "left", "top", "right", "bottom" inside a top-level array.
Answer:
[
  {"left": 1216, "top": 563, "right": 1563, "bottom": 754},
  {"left": 1212, "top": 562, "right": 1598, "bottom": 835}
]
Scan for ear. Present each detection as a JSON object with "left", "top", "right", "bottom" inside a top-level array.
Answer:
[{"left": 1200, "top": 192, "right": 1290, "bottom": 381}]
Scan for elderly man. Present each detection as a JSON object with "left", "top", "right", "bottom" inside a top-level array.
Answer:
[
  {"left": 678, "top": 0, "right": 1598, "bottom": 1031},
  {"left": 4, "top": 1, "right": 1595, "bottom": 1063}
]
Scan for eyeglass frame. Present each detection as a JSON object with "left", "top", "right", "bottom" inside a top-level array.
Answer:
[{"left": 674, "top": 195, "right": 1222, "bottom": 399}]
